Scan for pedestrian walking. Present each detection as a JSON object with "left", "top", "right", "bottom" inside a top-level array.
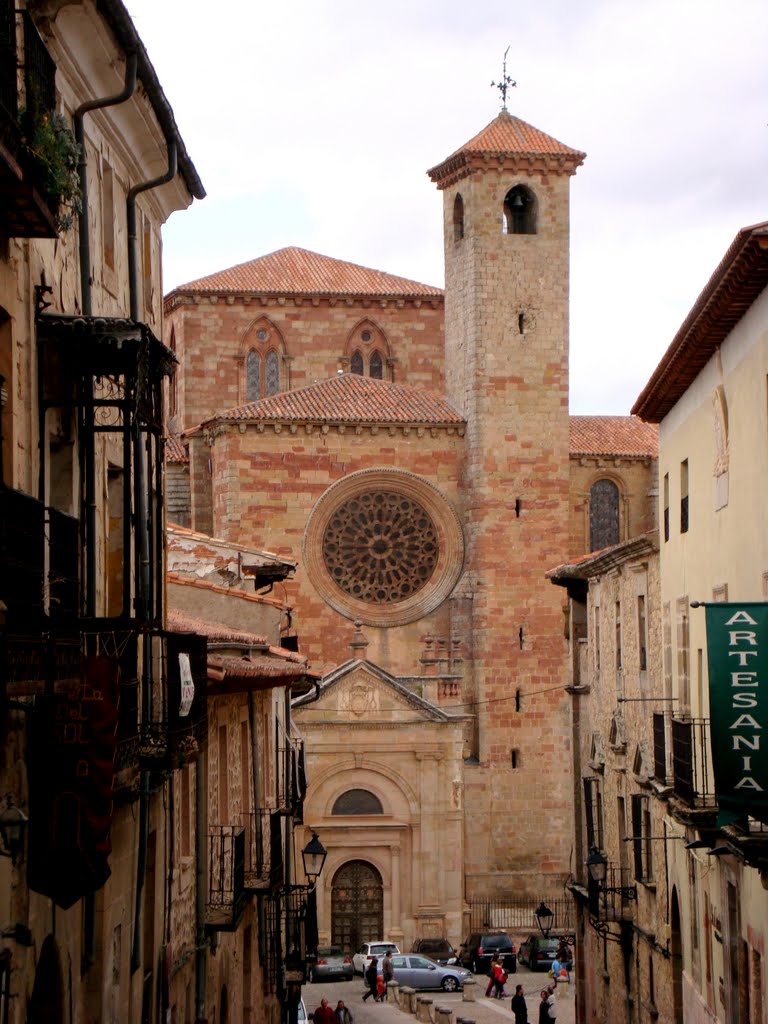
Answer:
[
  {"left": 362, "top": 957, "right": 379, "bottom": 1001},
  {"left": 335, "top": 999, "right": 354, "bottom": 1023},
  {"left": 313, "top": 997, "right": 335, "bottom": 1024},
  {"left": 511, "top": 983, "right": 528, "bottom": 1023},
  {"left": 485, "top": 955, "right": 506, "bottom": 997},
  {"left": 381, "top": 950, "right": 394, "bottom": 1000}
]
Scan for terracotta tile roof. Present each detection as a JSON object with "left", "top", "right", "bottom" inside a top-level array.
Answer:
[
  {"left": 167, "top": 523, "right": 295, "bottom": 569},
  {"left": 569, "top": 416, "right": 658, "bottom": 457},
  {"left": 167, "top": 572, "right": 286, "bottom": 608},
  {"left": 167, "top": 608, "right": 268, "bottom": 647},
  {"left": 169, "top": 247, "right": 442, "bottom": 299},
  {"left": 428, "top": 110, "right": 585, "bottom": 187},
  {"left": 165, "top": 433, "right": 189, "bottom": 463},
  {"left": 633, "top": 222, "right": 768, "bottom": 422},
  {"left": 548, "top": 533, "right": 658, "bottom": 583},
  {"left": 207, "top": 373, "right": 465, "bottom": 427}
]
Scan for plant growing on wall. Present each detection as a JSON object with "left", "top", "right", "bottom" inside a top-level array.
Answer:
[{"left": 20, "top": 109, "right": 82, "bottom": 232}]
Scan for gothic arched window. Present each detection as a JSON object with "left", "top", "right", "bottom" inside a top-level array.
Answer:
[
  {"left": 369, "top": 350, "right": 383, "bottom": 379},
  {"left": 350, "top": 350, "right": 364, "bottom": 375},
  {"left": 265, "top": 350, "right": 280, "bottom": 396},
  {"left": 502, "top": 185, "right": 536, "bottom": 235},
  {"left": 246, "top": 350, "right": 261, "bottom": 402},
  {"left": 332, "top": 789, "right": 384, "bottom": 815},
  {"left": 589, "top": 479, "right": 620, "bottom": 551}
]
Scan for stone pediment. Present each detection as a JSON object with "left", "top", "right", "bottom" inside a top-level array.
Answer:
[{"left": 293, "top": 659, "right": 457, "bottom": 723}]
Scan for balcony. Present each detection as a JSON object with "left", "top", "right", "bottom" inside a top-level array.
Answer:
[
  {"left": 243, "top": 808, "right": 285, "bottom": 894},
  {"left": 652, "top": 714, "right": 718, "bottom": 827},
  {"left": 205, "top": 825, "right": 247, "bottom": 932},
  {"left": 0, "top": 4, "right": 60, "bottom": 237}
]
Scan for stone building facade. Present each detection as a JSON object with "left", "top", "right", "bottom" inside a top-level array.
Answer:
[
  {"left": 0, "top": 2, "right": 204, "bottom": 1022},
  {"left": 631, "top": 223, "right": 768, "bottom": 1024},
  {"left": 164, "top": 111, "right": 659, "bottom": 951}
]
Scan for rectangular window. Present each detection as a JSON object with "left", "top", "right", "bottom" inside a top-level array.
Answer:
[
  {"left": 615, "top": 601, "right": 622, "bottom": 670},
  {"left": 663, "top": 473, "right": 670, "bottom": 542},
  {"left": 631, "top": 794, "right": 653, "bottom": 882},
  {"left": 584, "top": 778, "right": 604, "bottom": 850},
  {"left": 594, "top": 605, "right": 601, "bottom": 671},
  {"left": 676, "top": 596, "right": 690, "bottom": 713},
  {"left": 142, "top": 215, "right": 153, "bottom": 315},
  {"left": 102, "top": 159, "right": 115, "bottom": 270},
  {"left": 218, "top": 724, "right": 229, "bottom": 823},
  {"left": 637, "top": 594, "right": 647, "bottom": 671},
  {"left": 181, "top": 765, "right": 191, "bottom": 858},
  {"left": 680, "top": 459, "right": 689, "bottom": 533}
]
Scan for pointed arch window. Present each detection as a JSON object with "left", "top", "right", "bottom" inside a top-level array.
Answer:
[
  {"left": 369, "top": 350, "right": 383, "bottom": 379},
  {"left": 350, "top": 350, "right": 364, "bottom": 376},
  {"left": 453, "top": 193, "right": 464, "bottom": 241},
  {"left": 265, "top": 350, "right": 280, "bottom": 396},
  {"left": 589, "top": 479, "right": 620, "bottom": 551},
  {"left": 502, "top": 185, "right": 536, "bottom": 235},
  {"left": 246, "top": 350, "right": 262, "bottom": 402}
]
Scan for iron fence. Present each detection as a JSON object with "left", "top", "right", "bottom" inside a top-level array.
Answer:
[{"left": 467, "top": 896, "right": 574, "bottom": 935}]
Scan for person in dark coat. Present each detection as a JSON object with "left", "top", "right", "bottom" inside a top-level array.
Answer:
[
  {"left": 511, "top": 983, "right": 528, "bottom": 1023},
  {"left": 362, "top": 958, "right": 379, "bottom": 1001},
  {"left": 538, "top": 989, "right": 550, "bottom": 1024}
]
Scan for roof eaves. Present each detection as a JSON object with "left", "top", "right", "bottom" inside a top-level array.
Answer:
[{"left": 632, "top": 224, "right": 768, "bottom": 421}]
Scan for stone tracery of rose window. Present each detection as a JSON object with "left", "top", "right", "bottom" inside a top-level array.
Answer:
[{"left": 322, "top": 491, "right": 439, "bottom": 604}]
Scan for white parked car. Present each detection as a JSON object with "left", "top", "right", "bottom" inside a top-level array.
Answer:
[{"left": 352, "top": 941, "right": 401, "bottom": 975}]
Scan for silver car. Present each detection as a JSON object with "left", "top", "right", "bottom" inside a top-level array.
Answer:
[
  {"left": 308, "top": 945, "right": 354, "bottom": 983},
  {"left": 390, "top": 953, "right": 472, "bottom": 992}
]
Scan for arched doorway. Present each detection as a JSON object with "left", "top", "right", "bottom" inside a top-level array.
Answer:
[
  {"left": 670, "top": 887, "right": 684, "bottom": 1024},
  {"left": 27, "top": 935, "right": 65, "bottom": 1024},
  {"left": 331, "top": 860, "right": 383, "bottom": 952}
]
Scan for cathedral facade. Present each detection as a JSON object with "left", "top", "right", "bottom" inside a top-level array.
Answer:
[{"left": 165, "top": 111, "right": 657, "bottom": 948}]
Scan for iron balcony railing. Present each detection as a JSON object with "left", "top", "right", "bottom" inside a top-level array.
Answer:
[
  {"left": 206, "top": 825, "right": 247, "bottom": 932},
  {"left": 671, "top": 716, "right": 714, "bottom": 806},
  {"left": 467, "top": 895, "right": 575, "bottom": 934}
]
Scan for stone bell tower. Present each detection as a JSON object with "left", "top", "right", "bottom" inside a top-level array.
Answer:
[{"left": 428, "top": 111, "right": 585, "bottom": 897}]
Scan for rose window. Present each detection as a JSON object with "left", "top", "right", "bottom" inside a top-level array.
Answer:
[{"left": 322, "top": 491, "right": 439, "bottom": 604}]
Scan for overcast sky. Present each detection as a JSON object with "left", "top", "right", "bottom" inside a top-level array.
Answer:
[{"left": 126, "top": 0, "right": 768, "bottom": 414}]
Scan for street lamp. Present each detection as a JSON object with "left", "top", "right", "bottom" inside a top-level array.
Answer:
[
  {"left": 534, "top": 901, "right": 554, "bottom": 937},
  {"left": 0, "top": 796, "right": 28, "bottom": 866},
  {"left": 586, "top": 846, "right": 637, "bottom": 908},
  {"left": 301, "top": 832, "right": 327, "bottom": 885}
]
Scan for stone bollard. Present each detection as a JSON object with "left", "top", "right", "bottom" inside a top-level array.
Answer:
[
  {"left": 388, "top": 981, "right": 401, "bottom": 1007},
  {"left": 435, "top": 1007, "right": 453, "bottom": 1024},
  {"left": 462, "top": 978, "right": 477, "bottom": 1002},
  {"left": 415, "top": 996, "right": 433, "bottom": 1022},
  {"left": 400, "top": 986, "right": 416, "bottom": 1013}
]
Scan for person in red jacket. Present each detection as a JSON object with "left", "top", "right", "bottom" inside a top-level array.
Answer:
[{"left": 312, "top": 997, "right": 335, "bottom": 1024}]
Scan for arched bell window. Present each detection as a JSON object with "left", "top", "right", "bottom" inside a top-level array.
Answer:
[
  {"left": 240, "top": 318, "right": 287, "bottom": 402},
  {"left": 502, "top": 185, "right": 536, "bottom": 235}
]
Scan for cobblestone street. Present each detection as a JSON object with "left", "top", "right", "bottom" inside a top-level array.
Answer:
[{"left": 302, "top": 966, "right": 575, "bottom": 1024}]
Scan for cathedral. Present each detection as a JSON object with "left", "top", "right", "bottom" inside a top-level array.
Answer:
[{"left": 164, "top": 108, "right": 657, "bottom": 949}]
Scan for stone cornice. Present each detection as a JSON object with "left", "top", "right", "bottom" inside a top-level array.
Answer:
[
  {"left": 203, "top": 421, "right": 465, "bottom": 442},
  {"left": 164, "top": 291, "right": 444, "bottom": 314}
]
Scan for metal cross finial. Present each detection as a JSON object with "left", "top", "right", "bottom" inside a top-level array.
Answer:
[{"left": 491, "top": 46, "right": 516, "bottom": 110}]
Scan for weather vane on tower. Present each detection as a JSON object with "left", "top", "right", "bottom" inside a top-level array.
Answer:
[{"left": 491, "top": 46, "right": 516, "bottom": 110}]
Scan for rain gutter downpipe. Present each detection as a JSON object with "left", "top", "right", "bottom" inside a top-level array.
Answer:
[{"left": 74, "top": 52, "right": 138, "bottom": 319}]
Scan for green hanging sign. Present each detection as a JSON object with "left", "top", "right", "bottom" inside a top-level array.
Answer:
[{"left": 705, "top": 603, "right": 768, "bottom": 826}]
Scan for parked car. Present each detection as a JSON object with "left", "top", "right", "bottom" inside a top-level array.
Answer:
[
  {"left": 410, "top": 938, "right": 458, "bottom": 965},
  {"left": 518, "top": 935, "right": 574, "bottom": 972},
  {"left": 390, "top": 953, "right": 472, "bottom": 992},
  {"left": 458, "top": 931, "right": 517, "bottom": 974},
  {"left": 352, "top": 941, "right": 401, "bottom": 975},
  {"left": 307, "top": 945, "right": 353, "bottom": 982}
]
